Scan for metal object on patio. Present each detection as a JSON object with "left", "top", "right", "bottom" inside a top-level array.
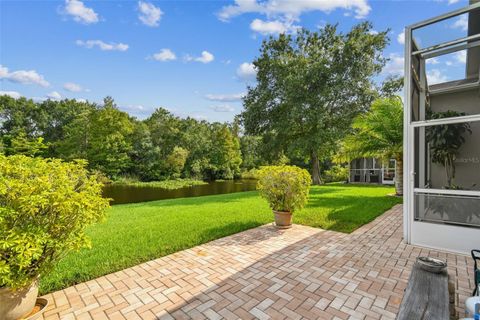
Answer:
[{"left": 416, "top": 256, "right": 447, "bottom": 273}]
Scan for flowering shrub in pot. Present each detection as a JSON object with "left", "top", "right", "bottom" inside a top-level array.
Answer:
[
  {"left": 256, "top": 165, "right": 311, "bottom": 228},
  {"left": 0, "top": 155, "right": 109, "bottom": 320}
]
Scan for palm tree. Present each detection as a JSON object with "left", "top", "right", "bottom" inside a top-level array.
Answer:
[{"left": 338, "top": 97, "right": 403, "bottom": 195}]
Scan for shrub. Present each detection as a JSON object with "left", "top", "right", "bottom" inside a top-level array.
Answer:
[
  {"left": 257, "top": 165, "right": 311, "bottom": 213},
  {"left": 0, "top": 155, "right": 110, "bottom": 289},
  {"left": 323, "top": 165, "right": 349, "bottom": 183},
  {"left": 241, "top": 168, "right": 259, "bottom": 180}
]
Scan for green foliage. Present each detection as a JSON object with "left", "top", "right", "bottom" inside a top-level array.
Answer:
[
  {"left": 58, "top": 97, "right": 135, "bottom": 179},
  {"left": 339, "top": 97, "right": 403, "bottom": 162},
  {"left": 113, "top": 178, "right": 206, "bottom": 189},
  {"left": 379, "top": 76, "right": 404, "bottom": 97},
  {"left": 165, "top": 147, "right": 189, "bottom": 178},
  {"left": 323, "top": 165, "right": 349, "bottom": 183},
  {"left": 128, "top": 122, "right": 162, "bottom": 180},
  {"left": 208, "top": 124, "right": 242, "bottom": 180},
  {"left": 1, "top": 95, "right": 247, "bottom": 181},
  {"left": 241, "top": 168, "right": 259, "bottom": 179},
  {"left": 241, "top": 23, "right": 389, "bottom": 184},
  {"left": 257, "top": 165, "right": 312, "bottom": 213},
  {"left": 5, "top": 131, "right": 48, "bottom": 157},
  {"left": 240, "top": 135, "right": 266, "bottom": 170},
  {"left": 338, "top": 97, "right": 403, "bottom": 195},
  {"left": 0, "top": 155, "right": 109, "bottom": 289},
  {"left": 426, "top": 110, "right": 472, "bottom": 188}
]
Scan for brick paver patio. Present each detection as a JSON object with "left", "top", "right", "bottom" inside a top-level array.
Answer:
[{"left": 41, "top": 205, "right": 474, "bottom": 319}]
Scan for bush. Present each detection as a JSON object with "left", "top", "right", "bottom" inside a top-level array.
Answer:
[
  {"left": 323, "top": 165, "right": 349, "bottom": 183},
  {"left": 257, "top": 165, "right": 311, "bottom": 213},
  {"left": 0, "top": 155, "right": 110, "bottom": 289},
  {"left": 241, "top": 168, "right": 259, "bottom": 180}
]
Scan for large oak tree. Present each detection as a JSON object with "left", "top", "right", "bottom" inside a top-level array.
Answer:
[{"left": 241, "top": 23, "right": 389, "bottom": 184}]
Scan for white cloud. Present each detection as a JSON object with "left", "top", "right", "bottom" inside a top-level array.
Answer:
[
  {"left": 205, "top": 93, "right": 244, "bottom": 102},
  {"left": 193, "top": 114, "right": 208, "bottom": 121},
  {"left": 383, "top": 53, "right": 404, "bottom": 76},
  {"left": 185, "top": 51, "right": 214, "bottom": 64},
  {"left": 445, "top": 51, "right": 467, "bottom": 66},
  {"left": 0, "top": 65, "right": 7, "bottom": 78},
  {"left": 47, "top": 91, "right": 62, "bottom": 100},
  {"left": 454, "top": 51, "right": 466, "bottom": 64},
  {"left": 123, "top": 104, "right": 146, "bottom": 111},
  {"left": 63, "top": 0, "right": 99, "bottom": 24},
  {"left": 427, "top": 69, "right": 448, "bottom": 85},
  {"left": 451, "top": 15, "right": 468, "bottom": 31},
  {"left": 448, "top": 0, "right": 460, "bottom": 4},
  {"left": 152, "top": 49, "right": 176, "bottom": 61},
  {"left": 397, "top": 30, "right": 405, "bottom": 45},
  {"left": 0, "top": 91, "right": 21, "bottom": 99},
  {"left": 426, "top": 57, "right": 440, "bottom": 65},
  {"left": 250, "top": 18, "right": 299, "bottom": 35},
  {"left": 63, "top": 82, "right": 85, "bottom": 92},
  {"left": 0, "top": 65, "right": 50, "bottom": 87},
  {"left": 236, "top": 62, "right": 257, "bottom": 81},
  {"left": 76, "top": 40, "right": 129, "bottom": 51},
  {"left": 218, "top": 0, "right": 371, "bottom": 22},
  {"left": 210, "top": 105, "right": 235, "bottom": 112},
  {"left": 138, "top": 1, "right": 163, "bottom": 27}
]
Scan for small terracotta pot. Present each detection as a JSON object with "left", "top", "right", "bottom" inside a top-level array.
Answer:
[
  {"left": 273, "top": 210, "right": 292, "bottom": 229},
  {"left": 0, "top": 281, "right": 38, "bottom": 320}
]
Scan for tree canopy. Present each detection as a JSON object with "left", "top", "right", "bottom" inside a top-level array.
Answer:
[
  {"left": 0, "top": 95, "right": 243, "bottom": 181},
  {"left": 241, "top": 23, "right": 390, "bottom": 184}
]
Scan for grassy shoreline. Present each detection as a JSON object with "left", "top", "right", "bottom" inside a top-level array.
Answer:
[
  {"left": 40, "top": 183, "right": 401, "bottom": 294},
  {"left": 111, "top": 178, "right": 208, "bottom": 189}
]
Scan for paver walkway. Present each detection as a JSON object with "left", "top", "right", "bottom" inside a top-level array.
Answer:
[{"left": 41, "top": 205, "right": 474, "bottom": 319}]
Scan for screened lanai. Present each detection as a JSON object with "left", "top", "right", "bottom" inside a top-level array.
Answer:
[{"left": 403, "top": 1, "right": 480, "bottom": 253}]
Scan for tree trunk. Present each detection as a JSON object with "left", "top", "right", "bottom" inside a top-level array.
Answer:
[
  {"left": 395, "top": 157, "right": 403, "bottom": 196},
  {"left": 311, "top": 151, "right": 322, "bottom": 185}
]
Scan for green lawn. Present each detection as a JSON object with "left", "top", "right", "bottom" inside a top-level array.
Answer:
[{"left": 39, "top": 183, "right": 402, "bottom": 294}]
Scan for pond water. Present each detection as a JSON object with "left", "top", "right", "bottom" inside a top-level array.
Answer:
[{"left": 103, "top": 179, "right": 258, "bottom": 204}]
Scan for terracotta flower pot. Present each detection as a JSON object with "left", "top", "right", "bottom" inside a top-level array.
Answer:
[
  {"left": 273, "top": 210, "right": 292, "bottom": 229},
  {"left": 0, "top": 281, "right": 38, "bottom": 320}
]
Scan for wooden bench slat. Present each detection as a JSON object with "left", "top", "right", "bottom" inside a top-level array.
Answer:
[{"left": 396, "top": 263, "right": 449, "bottom": 320}]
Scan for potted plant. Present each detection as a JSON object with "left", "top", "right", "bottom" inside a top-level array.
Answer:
[
  {"left": 257, "top": 165, "right": 312, "bottom": 228},
  {"left": 0, "top": 155, "right": 109, "bottom": 320},
  {"left": 426, "top": 110, "right": 472, "bottom": 189}
]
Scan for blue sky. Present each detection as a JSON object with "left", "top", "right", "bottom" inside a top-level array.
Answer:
[{"left": 0, "top": 0, "right": 471, "bottom": 122}]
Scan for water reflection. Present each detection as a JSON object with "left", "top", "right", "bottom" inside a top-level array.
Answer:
[{"left": 103, "top": 179, "right": 258, "bottom": 205}]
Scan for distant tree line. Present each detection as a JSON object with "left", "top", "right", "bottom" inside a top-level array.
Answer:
[{"left": 0, "top": 95, "right": 254, "bottom": 181}]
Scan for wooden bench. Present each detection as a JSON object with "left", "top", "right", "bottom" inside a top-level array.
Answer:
[{"left": 396, "top": 262, "right": 449, "bottom": 320}]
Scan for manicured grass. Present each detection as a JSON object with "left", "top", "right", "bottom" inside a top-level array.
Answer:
[{"left": 39, "top": 183, "right": 401, "bottom": 294}]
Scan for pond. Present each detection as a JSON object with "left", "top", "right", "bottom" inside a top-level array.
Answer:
[{"left": 103, "top": 179, "right": 258, "bottom": 204}]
